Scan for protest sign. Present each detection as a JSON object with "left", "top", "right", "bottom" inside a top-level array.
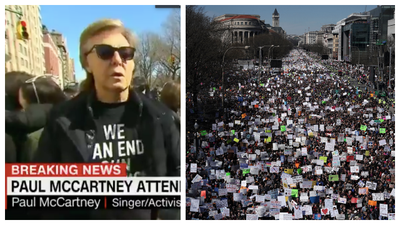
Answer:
[
  {"left": 190, "top": 163, "right": 197, "bottom": 173},
  {"left": 380, "top": 204, "right": 388, "bottom": 217}
]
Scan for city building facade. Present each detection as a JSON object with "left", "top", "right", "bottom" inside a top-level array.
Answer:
[
  {"left": 43, "top": 31, "right": 61, "bottom": 77},
  {"left": 343, "top": 13, "right": 370, "bottom": 63},
  {"left": 369, "top": 5, "right": 395, "bottom": 45},
  {"left": 332, "top": 34, "right": 339, "bottom": 59},
  {"left": 321, "top": 24, "right": 335, "bottom": 56},
  {"left": 305, "top": 31, "right": 317, "bottom": 44},
  {"left": 387, "top": 16, "right": 395, "bottom": 42},
  {"left": 333, "top": 6, "right": 394, "bottom": 65},
  {"left": 332, "top": 18, "right": 346, "bottom": 61},
  {"left": 215, "top": 9, "right": 286, "bottom": 44},
  {"left": 5, "top": 5, "right": 45, "bottom": 75},
  {"left": 50, "top": 31, "right": 76, "bottom": 83},
  {"left": 69, "top": 58, "right": 76, "bottom": 82},
  {"left": 215, "top": 14, "right": 268, "bottom": 44}
]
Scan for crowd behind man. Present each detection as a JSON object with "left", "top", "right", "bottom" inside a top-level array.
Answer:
[{"left": 186, "top": 49, "right": 395, "bottom": 220}]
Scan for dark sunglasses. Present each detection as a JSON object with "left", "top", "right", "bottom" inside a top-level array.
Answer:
[{"left": 85, "top": 44, "right": 135, "bottom": 61}]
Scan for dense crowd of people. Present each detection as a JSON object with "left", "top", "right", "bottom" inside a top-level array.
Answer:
[{"left": 186, "top": 49, "right": 395, "bottom": 220}]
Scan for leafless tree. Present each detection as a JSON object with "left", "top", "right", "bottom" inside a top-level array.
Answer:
[
  {"left": 158, "top": 9, "right": 181, "bottom": 80},
  {"left": 135, "top": 32, "right": 162, "bottom": 86}
]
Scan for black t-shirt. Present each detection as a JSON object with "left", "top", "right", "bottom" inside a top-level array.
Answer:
[
  {"left": 90, "top": 100, "right": 143, "bottom": 176},
  {"left": 86, "top": 98, "right": 160, "bottom": 219}
]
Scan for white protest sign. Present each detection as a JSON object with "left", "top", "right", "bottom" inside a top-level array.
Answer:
[
  {"left": 372, "top": 193, "right": 384, "bottom": 201},
  {"left": 192, "top": 174, "right": 202, "bottom": 183},
  {"left": 380, "top": 204, "right": 388, "bottom": 217},
  {"left": 303, "top": 205, "right": 313, "bottom": 215},
  {"left": 246, "top": 214, "right": 258, "bottom": 220},
  {"left": 366, "top": 181, "right": 377, "bottom": 190},
  {"left": 227, "top": 184, "right": 237, "bottom": 193},
  {"left": 190, "top": 163, "right": 197, "bottom": 173},
  {"left": 256, "top": 195, "right": 266, "bottom": 203},
  {"left": 248, "top": 185, "right": 258, "bottom": 190},
  {"left": 350, "top": 166, "right": 359, "bottom": 173},
  {"left": 338, "top": 197, "right": 346, "bottom": 204},
  {"left": 190, "top": 199, "right": 199, "bottom": 212}
]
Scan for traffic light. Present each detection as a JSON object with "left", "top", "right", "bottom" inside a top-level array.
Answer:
[
  {"left": 16, "top": 20, "right": 29, "bottom": 40},
  {"left": 21, "top": 21, "right": 29, "bottom": 39}
]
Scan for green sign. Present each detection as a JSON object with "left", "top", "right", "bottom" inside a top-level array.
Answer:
[
  {"left": 360, "top": 125, "right": 367, "bottom": 131},
  {"left": 291, "top": 189, "right": 298, "bottom": 198},
  {"left": 243, "top": 168, "right": 250, "bottom": 176},
  {"left": 329, "top": 175, "right": 339, "bottom": 181}
]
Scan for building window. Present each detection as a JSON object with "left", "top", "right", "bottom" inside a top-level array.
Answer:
[
  {"left": 20, "top": 57, "right": 24, "bottom": 66},
  {"left": 25, "top": 59, "right": 29, "bottom": 68},
  {"left": 245, "top": 22, "right": 247, "bottom": 25},
  {"left": 19, "top": 43, "right": 23, "bottom": 53},
  {"left": 241, "top": 22, "right": 243, "bottom": 25}
]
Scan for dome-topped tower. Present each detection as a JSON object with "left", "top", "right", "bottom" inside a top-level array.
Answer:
[{"left": 272, "top": 8, "right": 279, "bottom": 27}]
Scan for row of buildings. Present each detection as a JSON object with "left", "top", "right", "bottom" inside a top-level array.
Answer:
[
  {"left": 299, "top": 5, "right": 395, "bottom": 66},
  {"left": 5, "top": 5, "right": 76, "bottom": 88},
  {"left": 215, "top": 8, "right": 286, "bottom": 44}
]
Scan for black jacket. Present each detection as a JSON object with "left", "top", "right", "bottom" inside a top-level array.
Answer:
[
  {"left": 5, "top": 104, "right": 53, "bottom": 162},
  {"left": 6, "top": 104, "right": 53, "bottom": 135},
  {"left": 5, "top": 133, "right": 17, "bottom": 163},
  {"left": 31, "top": 90, "right": 180, "bottom": 219}
]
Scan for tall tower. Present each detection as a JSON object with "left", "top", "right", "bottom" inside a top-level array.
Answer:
[{"left": 272, "top": 8, "right": 279, "bottom": 27}]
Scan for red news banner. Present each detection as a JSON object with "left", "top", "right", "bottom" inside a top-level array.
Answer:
[{"left": 5, "top": 163, "right": 181, "bottom": 210}]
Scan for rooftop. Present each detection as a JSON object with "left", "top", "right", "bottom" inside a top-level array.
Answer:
[{"left": 218, "top": 15, "right": 260, "bottom": 22}]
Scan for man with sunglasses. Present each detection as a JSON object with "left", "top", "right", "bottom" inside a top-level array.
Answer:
[{"left": 33, "top": 19, "right": 180, "bottom": 220}]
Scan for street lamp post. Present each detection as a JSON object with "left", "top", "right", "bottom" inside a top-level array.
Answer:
[
  {"left": 222, "top": 46, "right": 250, "bottom": 121},
  {"left": 270, "top": 45, "right": 281, "bottom": 60},
  {"left": 257, "top": 45, "right": 276, "bottom": 81},
  {"left": 268, "top": 45, "right": 280, "bottom": 62}
]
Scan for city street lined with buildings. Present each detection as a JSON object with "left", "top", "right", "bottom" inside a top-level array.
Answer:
[{"left": 186, "top": 5, "right": 395, "bottom": 220}]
